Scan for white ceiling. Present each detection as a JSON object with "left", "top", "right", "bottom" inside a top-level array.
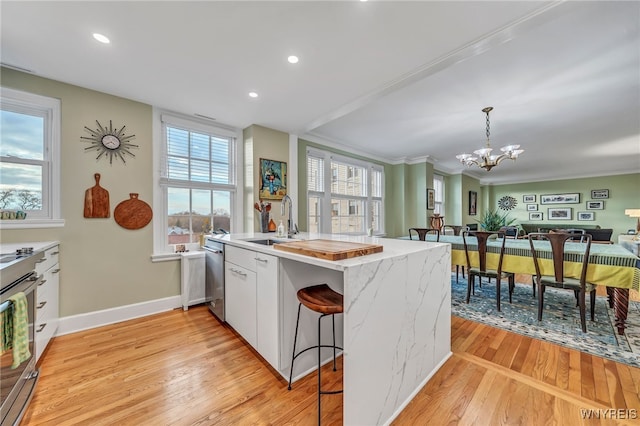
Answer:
[{"left": 2, "top": 1, "right": 639, "bottom": 185}]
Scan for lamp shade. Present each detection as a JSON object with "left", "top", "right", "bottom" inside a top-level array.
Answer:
[{"left": 625, "top": 209, "right": 640, "bottom": 217}]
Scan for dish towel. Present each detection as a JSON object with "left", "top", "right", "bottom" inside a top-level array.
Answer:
[{"left": 2, "top": 292, "right": 31, "bottom": 369}]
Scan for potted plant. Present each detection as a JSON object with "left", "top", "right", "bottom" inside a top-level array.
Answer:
[{"left": 477, "top": 209, "right": 516, "bottom": 232}]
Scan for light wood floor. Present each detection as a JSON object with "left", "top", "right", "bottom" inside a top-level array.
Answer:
[{"left": 23, "top": 299, "right": 640, "bottom": 425}]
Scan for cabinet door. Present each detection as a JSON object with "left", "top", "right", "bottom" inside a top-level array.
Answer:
[
  {"left": 225, "top": 261, "right": 257, "bottom": 347},
  {"left": 256, "top": 253, "right": 279, "bottom": 369},
  {"left": 35, "top": 262, "right": 60, "bottom": 361}
]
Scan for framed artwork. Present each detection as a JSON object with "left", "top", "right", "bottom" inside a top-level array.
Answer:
[
  {"left": 548, "top": 207, "right": 572, "bottom": 220},
  {"left": 259, "top": 158, "right": 287, "bottom": 200},
  {"left": 591, "top": 189, "right": 609, "bottom": 199},
  {"left": 578, "top": 211, "right": 595, "bottom": 221},
  {"left": 526, "top": 204, "right": 538, "bottom": 211},
  {"left": 427, "top": 188, "right": 435, "bottom": 210},
  {"left": 469, "top": 191, "right": 477, "bottom": 216},
  {"left": 529, "top": 212, "right": 543, "bottom": 220},
  {"left": 540, "top": 193, "right": 580, "bottom": 204},
  {"left": 523, "top": 195, "right": 536, "bottom": 203},
  {"left": 586, "top": 200, "right": 604, "bottom": 210}
]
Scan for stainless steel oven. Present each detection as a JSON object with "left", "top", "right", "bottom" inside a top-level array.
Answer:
[{"left": 1, "top": 251, "right": 43, "bottom": 426}]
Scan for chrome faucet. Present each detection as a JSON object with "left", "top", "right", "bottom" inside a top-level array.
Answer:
[{"left": 280, "top": 194, "right": 297, "bottom": 238}]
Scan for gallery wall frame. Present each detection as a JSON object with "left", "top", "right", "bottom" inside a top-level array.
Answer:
[
  {"left": 427, "top": 188, "right": 435, "bottom": 210},
  {"left": 578, "top": 211, "right": 595, "bottom": 221},
  {"left": 526, "top": 204, "right": 538, "bottom": 211},
  {"left": 586, "top": 201, "right": 604, "bottom": 210},
  {"left": 548, "top": 207, "right": 572, "bottom": 220},
  {"left": 540, "top": 193, "right": 580, "bottom": 204},
  {"left": 591, "top": 189, "right": 609, "bottom": 199},
  {"left": 523, "top": 195, "right": 536, "bottom": 203},
  {"left": 529, "top": 212, "right": 543, "bottom": 220}
]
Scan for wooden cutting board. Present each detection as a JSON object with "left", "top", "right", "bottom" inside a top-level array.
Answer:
[
  {"left": 114, "top": 193, "right": 153, "bottom": 230},
  {"left": 274, "top": 239, "right": 383, "bottom": 261},
  {"left": 84, "top": 173, "right": 110, "bottom": 218}
]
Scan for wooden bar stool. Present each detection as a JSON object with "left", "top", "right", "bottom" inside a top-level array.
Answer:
[{"left": 287, "top": 284, "right": 344, "bottom": 425}]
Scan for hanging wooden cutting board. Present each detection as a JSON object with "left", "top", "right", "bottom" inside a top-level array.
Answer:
[
  {"left": 114, "top": 193, "right": 153, "bottom": 230},
  {"left": 83, "top": 173, "right": 110, "bottom": 218}
]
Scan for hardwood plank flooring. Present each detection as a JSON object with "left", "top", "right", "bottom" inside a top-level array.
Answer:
[{"left": 22, "top": 305, "right": 640, "bottom": 425}]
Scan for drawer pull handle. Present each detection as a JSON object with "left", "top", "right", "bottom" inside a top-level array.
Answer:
[
  {"left": 231, "top": 268, "right": 247, "bottom": 277},
  {"left": 37, "top": 301, "right": 47, "bottom": 309},
  {"left": 35, "top": 258, "right": 46, "bottom": 263},
  {"left": 36, "top": 323, "right": 47, "bottom": 333},
  {"left": 53, "top": 269, "right": 61, "bottom": 274},
  {"left": 38, "top": 279, "right": 48, "bottom": 286},
  {"left": 255, "top": 258, "right": 268, "bottom": 263},
  {"left": 52, "top": 251, "right": 60, "bottom": 255}
]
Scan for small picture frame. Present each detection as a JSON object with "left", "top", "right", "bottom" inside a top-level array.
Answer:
[
  {"left": 427, "top": 188, "right": 435, "bottom": 210},
  {"left": 469, "top": 191, "right": 477, "bottom": 216},
  {"left": 259, "top": 158, "right": 287, "bottom": 201},
  {"left": 548, "top": 207, "right": 572, "bottom": 220},
  {"left": 578, "top": 211, "right": 595, "bottom": 221},
  {"left": 526, "top": 204, "right": 538, "bottom": 211},
  {"left": 540, "top": 193, "right": 580, "bottom": 204},
  {"left": 529, "top": 212, "right": 543, "bottom": 220},
  {"left": 523, "top": 194, "right": 536, "bottom": 203},
  {"left": 586, "top": 200, "right": 604, "bottom": 210},
  {"left": 591, "top": 189, "right": 609, "bottom": 199}
]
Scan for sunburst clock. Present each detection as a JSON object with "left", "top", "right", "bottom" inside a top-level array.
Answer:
[
  {"left": 81, "top": 120, "right": 138, "bottom": 164},
  {"left": 498, "top": 195, "right": 518, "bottom": 211}
]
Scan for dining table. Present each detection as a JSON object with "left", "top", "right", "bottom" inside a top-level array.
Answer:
[{"left": 420, "top": 234, "right": 640, "bottom": 335}]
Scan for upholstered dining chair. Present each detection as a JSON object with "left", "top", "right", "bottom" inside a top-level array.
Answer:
[
  {"left": 461, "top": 230, "right": 515, "bottom": 311},
  {"left": 498, "top": 226, "right": 520, "bottom": 239},
  {"left": 443, "top": 225, "right": 470, "bottom": 283},
  {"left": 408, "top": 228, "right": 440, "bottom": 241},
  {"left": 527, "top": 232, "right": 595, "bottom": 333},
  {"left": 553, "top": 228, "right": 587, "bottom": 243}
]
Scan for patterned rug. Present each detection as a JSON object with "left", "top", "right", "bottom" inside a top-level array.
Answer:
[{"left": 450, "top": 275, "right": 640, "bottom": 368}]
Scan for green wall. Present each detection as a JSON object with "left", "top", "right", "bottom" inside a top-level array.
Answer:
[
  {"left": 0, "top": 68, "right": 180, "bottom": 317},
  {"left": 486, "top": 173, "right": 640, "bottom": 237}
]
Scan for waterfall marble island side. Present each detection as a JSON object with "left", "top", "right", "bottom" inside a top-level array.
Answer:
[{"left": 213, "top": 233, "right": 452, "bottom": 425}]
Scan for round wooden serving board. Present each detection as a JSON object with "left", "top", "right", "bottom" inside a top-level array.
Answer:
[{"left": 114, "top": 193, "right": 152, "bottom": 230}]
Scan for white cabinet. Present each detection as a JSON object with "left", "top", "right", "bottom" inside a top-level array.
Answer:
[
  {"left": 34, "top": 245, "right": 60, "bottom": 361},
  {"left": 181, "top": 252, "right": 205, "bottom": 310},
  {"left": 224, "top": 245, "right": 279, "bottom": 368}
]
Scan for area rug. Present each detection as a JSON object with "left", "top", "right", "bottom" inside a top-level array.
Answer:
[{"left": 450, "top": 275, "right": 640, "bottom": 368}]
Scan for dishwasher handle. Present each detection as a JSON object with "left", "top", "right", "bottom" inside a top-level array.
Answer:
[{"left": 204, "top": 247, "right": 223, "bottom": 254}]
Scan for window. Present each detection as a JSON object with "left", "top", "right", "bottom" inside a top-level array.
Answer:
[
  {"left": 159, "top": 113, "right": 237, "bottom": 249},
  {"left": 307, "top": 148, "right": 384, "bottom": 235},
  {"left": 0, "top": 87, "right": 61, "bottom": 225},
  {"left": 433, "top": 174, "right": 444, "bottom": 216}
]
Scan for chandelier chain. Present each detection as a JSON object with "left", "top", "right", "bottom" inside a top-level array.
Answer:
[{"left": 486, "top": 111, "right": 491, "bottom": 141}]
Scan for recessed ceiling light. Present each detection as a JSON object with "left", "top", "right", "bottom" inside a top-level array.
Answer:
[
  {"left": 249, "top": 92, "right": 259, "bottom": 98},
  {"left": 287, "top": 55, "right": 299, "bottom": 64},
  {"left": 93, "top": 33, "right": 110, "bottom": 44}
]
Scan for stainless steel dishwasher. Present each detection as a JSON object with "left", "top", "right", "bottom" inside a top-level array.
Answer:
[{"left": 204, "top": 237, "right": 225, "bottom": 321}]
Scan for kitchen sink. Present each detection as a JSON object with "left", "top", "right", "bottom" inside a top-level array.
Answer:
[{"left": 244, "top": 237, "right": 303, "bottom": 246}]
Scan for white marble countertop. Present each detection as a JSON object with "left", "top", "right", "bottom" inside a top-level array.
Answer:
[{"left": 206, "top": 232, "right": 448, "bottom": 271}]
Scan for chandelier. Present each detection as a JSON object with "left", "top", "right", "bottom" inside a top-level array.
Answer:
[{"left": 456, "top": 107, "right": 524, "bottom": 171}]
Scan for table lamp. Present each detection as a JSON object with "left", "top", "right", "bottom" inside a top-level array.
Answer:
[{"left": 625, "top": 208, "right": 640, "bottom": 239}]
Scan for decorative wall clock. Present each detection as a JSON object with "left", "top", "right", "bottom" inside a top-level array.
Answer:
[
  {"left": 81, "top": 120, "right": 138, "bottom": 164},
  {"left": 498, "top": 195, "right": 518, "bottom": 210}
]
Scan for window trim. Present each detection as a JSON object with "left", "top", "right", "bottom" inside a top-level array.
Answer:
[
  {"left": 152, "top": 109, "right": 243, "bottom": 256},
  {"left": 0, "top": 87, "right": 63, "bottom": 229},
  {"left": 307, "top": 147, "right": 384, "bottom": 235}
]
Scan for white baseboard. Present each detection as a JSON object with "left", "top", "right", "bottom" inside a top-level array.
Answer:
[{"left": 56, "top": 295, "right": 182, "bottom": 336}]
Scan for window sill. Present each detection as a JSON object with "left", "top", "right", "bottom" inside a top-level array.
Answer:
[{"left": 0, "top": 219, "right": 65, "bottom": 230}]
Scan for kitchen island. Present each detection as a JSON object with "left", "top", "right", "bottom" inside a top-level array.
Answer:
[{"left": 211, "top": 233, "right": 451, "bottom": 425}]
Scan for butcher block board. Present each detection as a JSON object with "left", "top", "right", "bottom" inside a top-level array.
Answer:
[{"left": 274, "top": 239, "right": 383, "bottom": 261}]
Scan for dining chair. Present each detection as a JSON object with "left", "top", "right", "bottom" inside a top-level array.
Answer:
[
  {"left": 408, "top": 228, "right": 440, "bottom": 241},
  {"left": 527, "top": 232, "right": 595, "bottom": 333},
  {"left": 498, "top": 226, "right": 519, "bottom": 239},
  {"left": 461, "top": 230, "right": 515, "bottom": 311},
  {"left": 553, "top": 228, "right": 587, "bottom": 243},
  {"left": 443, "top": 225, "right": 470, "bottom": 283}
]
